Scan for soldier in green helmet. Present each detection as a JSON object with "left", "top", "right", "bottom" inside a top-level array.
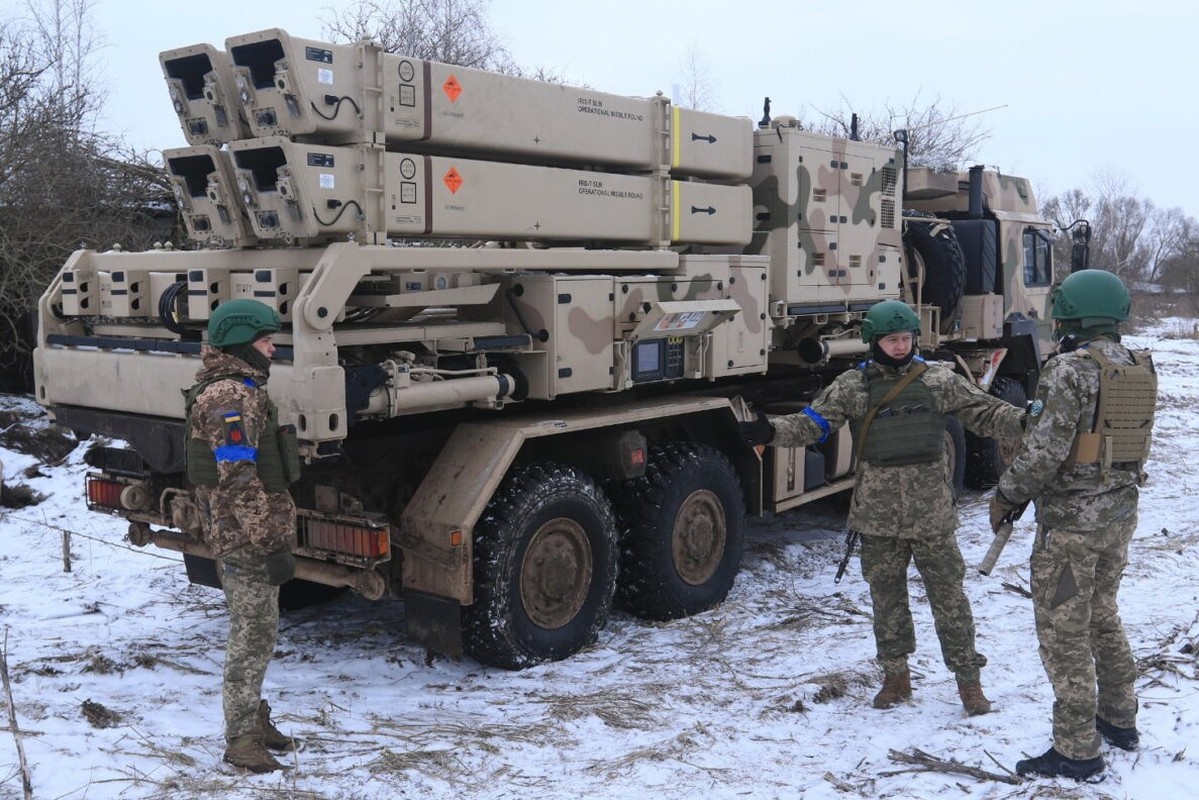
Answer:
[
  {"left": 990, "top": 269, "right": 1157, "bottom": 780},
  {"left": 184, "top": 299, "right": 302, "bottom": 773},
  {"left": 741, "top": 299, "right": 1026, "bottom": 715}
]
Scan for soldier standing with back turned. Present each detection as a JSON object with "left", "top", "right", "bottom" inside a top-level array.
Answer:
[
  {"left": 185, "top": 299, "right": 302, "bottom": 773},
  {"left": 989, "top": 270, "right": 1157, "bottom": 780},
  {"left": 741, "top": 300, "right": 1026, "bottom": 715}
]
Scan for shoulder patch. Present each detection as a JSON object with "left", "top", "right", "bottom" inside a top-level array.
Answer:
[
  {"left": 1029, "top": 399, "right": 1045, "bottom": 417},
  {"left": 223, "top": 411, "right": 247, "bottom": 445}
]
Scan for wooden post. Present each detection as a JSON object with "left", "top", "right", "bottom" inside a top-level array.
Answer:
[{"left": 62, "top": 530, "right": 71, "bottom": 573}]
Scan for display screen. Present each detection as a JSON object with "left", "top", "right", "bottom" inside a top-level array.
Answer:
[{"left": 635, "top": 340, "right": 660, "bottom": 374}]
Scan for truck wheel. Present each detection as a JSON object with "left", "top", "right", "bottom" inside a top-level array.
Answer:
[
  {"left": 904, "top": 219, "right": 967, "bottom": 333},
  {"left": 945, "top": 416, "right": 967, "bottom": 497},
  {"left": 462, "top": 462, "right": 618, "bottom": 670},
  {"left": 613, "top": 443, "right": 745, "bottom": 620},
  {"left": 965, "top": 376, "right": 1028, "bottom": 489}
]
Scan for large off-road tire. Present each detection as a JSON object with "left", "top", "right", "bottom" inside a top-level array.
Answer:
[
  {"left": 904, "top": 218, "right": 967, "bottom": 334},
  {"left": 612, "top": 443, "right": 746, "bottom": 620},
  {"left": 945, "top": 416, "right": 967, "bottom": 497},
  {"left": 462, "top": 462, "right": 618, "bottom": 670},
  {"left": 965, "top": 377, "right": 1028, "bottom": 489}
]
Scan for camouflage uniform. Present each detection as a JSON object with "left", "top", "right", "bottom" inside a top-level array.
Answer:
[
  {"left": 997, "top": 337, "right": 1148, "bottom": 761},
  {"left": 187, "top": 345, "right": 296, "bottom": 742},
  {"left": 772, "top": 357, "right": 1025, "bottom": 680}
]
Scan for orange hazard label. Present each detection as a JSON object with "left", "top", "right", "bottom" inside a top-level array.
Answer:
[
  {"left": 442, "top": 75, "right": 462, "bottom": 102},
  {"left": 443, "top": 167, "right": 463, "bottom": 194}
]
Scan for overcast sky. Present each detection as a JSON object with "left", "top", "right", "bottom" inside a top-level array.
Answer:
[{"left": 63, "top": 0, "right": 1199, "bottom": 221}]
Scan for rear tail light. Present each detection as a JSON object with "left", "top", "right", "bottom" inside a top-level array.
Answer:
[
  {"left": 86, "top": 476, "right": 126, "bottom": 511},
  {"left": 298, "top": 513, "right": 391, "bottom": 566}
]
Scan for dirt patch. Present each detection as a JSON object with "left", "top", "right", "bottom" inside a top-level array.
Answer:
[
  {"left": 0, "top": 482, "right": 45, "bottom": 508},
  {"left": 0, "top": 410, "right": 77, "bottom": 464},
  {"left": 81, "top": 699, "right": 122, "bottom": 729}
]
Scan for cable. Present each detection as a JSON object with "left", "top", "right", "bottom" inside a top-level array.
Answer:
[
  {"left": 310, "top": 95, "right": 362, "bottom": 121},
  {"left": 157, "top": 280, "right": 188, "bottom": 335},
  {"left": 311, "top": 199, "right": 364, "bottom": 228}
]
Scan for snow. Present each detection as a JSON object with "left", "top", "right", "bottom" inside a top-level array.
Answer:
[{"left": 2, "top": 322, "right": 1198, "bottom": 799}]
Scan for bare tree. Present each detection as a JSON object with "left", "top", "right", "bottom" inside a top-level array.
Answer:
[
  {"left": 0, "top": 1, "right": 173, "bottom": 392},
  {"left": 676, "top": 44, "right": 719, "bottom": 111},
  {"left": 325, "top": 0, "right": 505, "bottom": 69},
  {"left": 803, "top": 93, "right": 991, "bottom": 171}
]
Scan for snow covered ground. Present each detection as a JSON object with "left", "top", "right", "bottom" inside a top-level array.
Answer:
[{"left": 1, "top": 320, "right": 1197, "bottom": 800}]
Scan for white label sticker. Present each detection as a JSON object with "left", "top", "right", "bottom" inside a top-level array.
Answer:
[
  {"left": 319, "top": 173, "right": 335, "bottom": 189},
  {"left": 653, "top": 311, "right": 706, "bottom": 332},
  {"left": 318, "top": 68, "right": 334, "bottom": 86}
]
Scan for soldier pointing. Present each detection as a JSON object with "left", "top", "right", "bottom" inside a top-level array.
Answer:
[
  {"left": 742, "top": 300, "right": 1026, "bottom": 715},
  {"left": 989, "top": 270, "right": 1157, "bottom": 780},
  {"left": 184, "top": 299, "right": 302, "bottom": 773}
]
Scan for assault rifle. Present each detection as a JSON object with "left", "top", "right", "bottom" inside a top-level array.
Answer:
[
  {"left": 834, "top": 529, "right": 860, "bottom": 584},
  {"left": 977, "top": 500, "right": 1031, "bottom": 576}
]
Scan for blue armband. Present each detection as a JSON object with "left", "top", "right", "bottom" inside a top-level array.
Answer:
[
  {"left": 215, "top": 444, "right": 258, "bottom": 463},
  {"left": 801, "top": 407, "right": 830, "bottom": 444}
]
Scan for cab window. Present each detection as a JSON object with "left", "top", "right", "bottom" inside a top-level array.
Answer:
[{"left": 1023, "top": 229, "right": 1052, "bottom": 286}]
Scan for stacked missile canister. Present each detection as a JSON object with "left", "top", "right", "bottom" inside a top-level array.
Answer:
[{"left": 160, "top": 29, "right": 754, "bottom": 248}]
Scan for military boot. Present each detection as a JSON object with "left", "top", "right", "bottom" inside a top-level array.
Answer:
[
  {"left": 872, "top": 669, "right": 912, "bottom": 709},
  {"left": 258, "top": 700, "right": 298, "bottom": 752},
  {"left": 1015, "top": 746, "right": 1103, "bottom": 781},
  {"left": 956, "top": 679, "right": 993, "bottom": 716},
  {"left": 1096, "top": 716, "right": 1139, "bottom": 751},
  {"left": 223, "top": 733, "right": 285, "bottom": 774}
]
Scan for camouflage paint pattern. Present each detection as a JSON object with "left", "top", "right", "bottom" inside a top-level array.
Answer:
[
  {"left": 904, "top": 166, "right": 1054, "bottom": 352},
  {"left": 860, "top": 529, "right": 985, "bottom": 681},
  {"left": 997, "top": 336, "right": 1151, "bottom": 760},
  {"left": 770, "top": 359, "right": 1025, "bottom": 536},
  {"left": 188, "top": 346, "right": 296, "bottom": 557},
  {"left": 750, "top": 123, "right": 903, "bottom": 307},
  {"left": 219, "top": 556, "right": 280, "bottom": 740}
]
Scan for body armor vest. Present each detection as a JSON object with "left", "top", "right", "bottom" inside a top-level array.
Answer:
[
  {"left": 183, "top": 375, "right": 300, "bottom": 491},
  {"left": 1067, "top": 347, "right": 1157, "bottom": 468},
  {"left": 854, "top": 368, "right": 946, "bottom": 466}
]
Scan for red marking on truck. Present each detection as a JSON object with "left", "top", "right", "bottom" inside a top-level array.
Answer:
[
  {"left": 442, "top": 75, "right": 462, "bottom": 102},
  {"left": 443, "top": 167, "right": 463, "bottom": 194}
]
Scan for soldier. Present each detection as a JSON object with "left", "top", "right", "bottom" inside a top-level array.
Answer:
[
  {"left": 989, "top": 270, "right": 1156, "bottom": 780},
  {"left": 741, "top": 300, "right": 1025, "bottom": 715},
  {"left": 184, "top": 299, "right": 302, "bottom": 773}
]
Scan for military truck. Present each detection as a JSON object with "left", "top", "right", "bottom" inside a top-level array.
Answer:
[{"left": 34, "top": 29, "right": 1071, "bottom": 669}]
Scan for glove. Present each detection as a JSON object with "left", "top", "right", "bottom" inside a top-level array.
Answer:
[
  {"left": 988, "top": 490, "right": 1018, "bottom": 534},
  {"left": 739, "top": 411, "right": 775, "bottom": 446},
  {"left": 263, "top": 548, "right": 296, "bottom": 586}
]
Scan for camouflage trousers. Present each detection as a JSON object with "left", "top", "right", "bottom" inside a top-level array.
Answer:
[
  {"left": 1031, "top": 513, "right": 1138, "bottom": 760},
  {"left": 859, "top": 530, "right": 986, "bottom": 681},
  {"left": 220, "top": 556, "right": 280, "bottom": 740}
]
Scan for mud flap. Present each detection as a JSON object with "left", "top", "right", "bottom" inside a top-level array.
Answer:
[
  {"left": 404, "top": 589, "right": 464, "bottom": 658},
  {"left": 183, "top": 552, "right": 222, "bottom": 588}
]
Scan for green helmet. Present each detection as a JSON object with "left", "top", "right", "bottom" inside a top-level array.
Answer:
[
  {"left": 1051, "top": 269, "right": 1130, "bottom": 323},
  {"left": 861, "top": 300, "right": 920, "bottom": 343},
  {"left": 208, "top": 299, "right": 281, "bottom": 348}
]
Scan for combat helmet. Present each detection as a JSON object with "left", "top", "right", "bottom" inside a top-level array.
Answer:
[
  {"left": 1051, "top": 269, "right": 1130, "bottom": 324},
  {"left": 208, "top": 299, "right": 281, "bottom": 348},
  {"left": 861, "top": 300, "right": 921, "bottom": 343}
]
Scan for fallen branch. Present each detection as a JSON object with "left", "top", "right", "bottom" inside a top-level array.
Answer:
[
  {"left": 1, "top": 628, "right": 34, "bottom": 800},
  {"left": 1001, "top": 581, "right": 1032, "bottom": 599},
  {"left": 883, "top": 747, "right": 1022, "bottom": 785}
]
